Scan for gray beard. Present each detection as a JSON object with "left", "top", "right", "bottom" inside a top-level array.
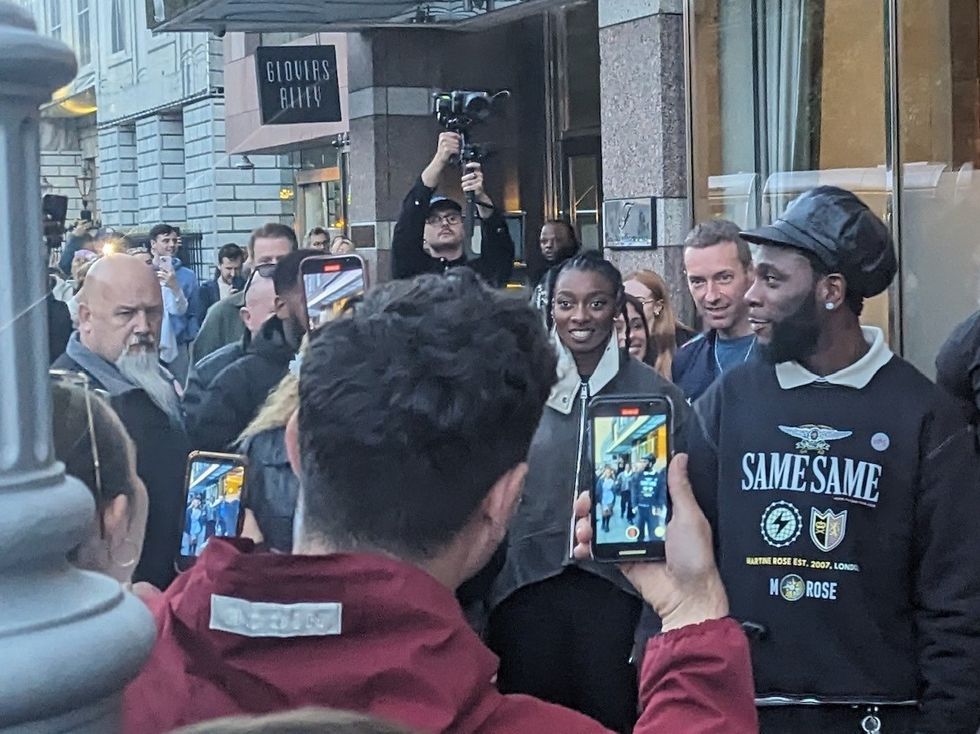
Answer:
[{"left": 115, "top": 349, "right": 182, "bottom": 423}]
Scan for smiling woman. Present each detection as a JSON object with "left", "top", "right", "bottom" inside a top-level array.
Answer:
[{"left": 489, "top": 252, "right": 693, "bottom": 731}]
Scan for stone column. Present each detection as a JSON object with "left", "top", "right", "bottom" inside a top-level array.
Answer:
[
  {"left": 598, "top": 0, "right": 694, "bottom": 324},
  {"left": 97, "top": 124, "right": 139, "bottom": 229},
  {"left": 0, "top": 4, "right": 155, "bottom": 732},
  {"left": 136, "top": 113, "right": 187, "bottom": 224}
]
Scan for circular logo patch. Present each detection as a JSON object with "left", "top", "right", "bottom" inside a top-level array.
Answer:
[
  {"left": 760, "top": 501, "right": 803, "bottom": 548},
  {"left": 780, "top": 574, "right": 805, "bottom": 602},
  {"left": 871, "top": 432, "right": 890, "bottom": 452}
]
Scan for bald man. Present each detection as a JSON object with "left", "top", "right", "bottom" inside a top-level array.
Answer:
[
  {"left": 182, "top": 265, "right": 278, "bottom": 429},
  {"left": 53, "top": 254, "right": 190, "bottom": 589}
]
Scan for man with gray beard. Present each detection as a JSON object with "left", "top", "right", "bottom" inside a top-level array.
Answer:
[{"left": 53, "top": 255, "right": 191, "bottom": 590}]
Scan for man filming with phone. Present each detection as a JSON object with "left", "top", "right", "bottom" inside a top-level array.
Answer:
[{"left": 391, "top": 132, "right": 514, "bottom": 287}]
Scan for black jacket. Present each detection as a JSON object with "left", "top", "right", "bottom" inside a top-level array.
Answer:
[
  {"left": 47, "top": 293, "right": 72, "bottom": 364},
  {"left": 182, "top": 340, "right": 247, "bottom": 426},
  {"left": 53, "top": 335, "right": 190, "bottom": 590},
  {"left": 199, "top": 276, "right": 246, "bottom": 317},
  {"left": 686, "top": 338, "right": 980, "bottom": 730},
  {"left": 936, "top": 309, "right": 980, "bottom": 419},
  {"left": 240, "top": 426, "right": 296, "bottom": 553},
  {"left": 185, "top": 317, "right": 296, "bottom": 452},
  {"left": 391, "top": 177, "right": 514, "bottom": 287}
]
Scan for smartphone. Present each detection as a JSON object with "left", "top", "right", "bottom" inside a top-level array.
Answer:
[
  {"left": 300, "top": 254, "right": 366, "bottom": 330},
  {"left": 156, "top": 254, "right": 173, "bottom": 271},
  {"left": 176, "top": 451, "right": 248, "bottom": 572},
  {"left": 587, "top": 395, "right": 673, "bottom": 562}
]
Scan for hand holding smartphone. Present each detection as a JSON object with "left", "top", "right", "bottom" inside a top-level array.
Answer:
[
  {"left": 156, "top": 254, "right": 173, "bottom": 271},
  {"left": 176, "top": 451, "right": 248, "bottom": 572},
  {"left": 300, "top": 254, "right": 367, "bottom": 330},
  {"left": 586, "top": 395, "right": 674, "bottom": 562}
]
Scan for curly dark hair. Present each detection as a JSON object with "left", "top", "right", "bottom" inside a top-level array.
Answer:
[{"left": 297, "top": 268, "right": 557, "bottom": 560}]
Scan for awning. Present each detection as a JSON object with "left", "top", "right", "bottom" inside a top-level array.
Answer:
[
  {"left": 602, "top": 415, "right": 666, "bottom": 456},
  {"left": 147, "top": 0, "right": 565, "bottom": 33}
]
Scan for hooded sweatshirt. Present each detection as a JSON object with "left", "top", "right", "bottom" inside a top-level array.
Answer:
[{"left": 122, "top": 539, "right": 757, "bottom": 734}]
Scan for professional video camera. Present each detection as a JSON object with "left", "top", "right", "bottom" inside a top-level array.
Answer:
[{"left": 432, "top": 89, "right": 510, "bottom": 238}]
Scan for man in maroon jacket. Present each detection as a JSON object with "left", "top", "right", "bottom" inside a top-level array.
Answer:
[{"left": 122, "top": 269, "right": 756, "bottom": 734}]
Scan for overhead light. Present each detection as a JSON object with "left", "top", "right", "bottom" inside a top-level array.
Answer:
[
  {"left": 234, "top": 155, "right": 255, "bottom": 170},
  {"left": 279, "top": 188, "right": 295, "bottom": 201}
]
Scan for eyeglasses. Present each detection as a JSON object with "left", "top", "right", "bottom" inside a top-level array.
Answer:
[
  {"left": 244, "top": 263, "right": 276, "bottom": 295},
  {"left": 50, "top": 369, "right": 102, "bottom": 508},
  {"left": 426, "top": 213, "right": 463, "bottom": 226}
]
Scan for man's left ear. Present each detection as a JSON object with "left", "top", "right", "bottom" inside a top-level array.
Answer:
[{"left": 822, "top": 273, "right": 846, "bottom": 311}]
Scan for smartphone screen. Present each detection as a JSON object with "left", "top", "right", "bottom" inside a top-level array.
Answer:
[
  {"left": 300, "top": 254, "right": 366, "bottom": 330},
  {"left": 588, "top": 396, "right": 673, "bottom": 562},
  {"left": 176, "top": 451, "right": 247, "bottom": 571}
]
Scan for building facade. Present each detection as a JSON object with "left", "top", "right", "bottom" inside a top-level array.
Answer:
[{"left": 21, "top": 0, "right": 295, "bottom": 277}]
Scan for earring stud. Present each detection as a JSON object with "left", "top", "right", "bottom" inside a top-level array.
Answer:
[{"left": 825, "top": 302, "right": 834, "bottom": 310}]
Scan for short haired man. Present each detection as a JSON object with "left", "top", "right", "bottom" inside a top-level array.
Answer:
[
  {"left": 686, "top": 187, "right": 980, "bottom": 732},
  {"left": 673, "top": 219, "right": 755, "bottom": 401},
  {"left": 148, "top": 223, "right": 200, "bottom": 383},
  {"left": 52, "top": 255, "right": 190, "bottom": 590},
  {"left": 530, "top": 219, "right": 581, "bottom": 316},
  {"left": 391, "top": 132, "right": 514, "bottom": 287},
  {"left": 123, "top": 269, "right": 756, "bottom": 733},
  {"left": 191, "top": 223, "right": 297, "bottom": 363},
  {"left": 182, "top": 264, "right": 278, "bottom": 430},
  {"left": 184, "top": 249, "right": 315, "bottom": 452},
  {"left": 199, "top": 243, "right": 246, "bottom": 316},
  {"left": 306, "top": 227, "right": 329, "bottom": 250}
]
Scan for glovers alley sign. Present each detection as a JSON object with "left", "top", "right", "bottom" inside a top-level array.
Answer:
[{"left": 255, "top": 45, "right": 342, "bottom": 125}]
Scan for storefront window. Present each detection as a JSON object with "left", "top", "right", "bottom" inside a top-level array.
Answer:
[
  {"left": 689, "top": 0, "right": 893, "bottom": 350},
  {"left": 897, "top": 0, "right": 980, "bottom": 373}
]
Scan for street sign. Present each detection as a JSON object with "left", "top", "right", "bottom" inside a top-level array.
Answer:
[{"left": 255, "top": 45, "right": 342, "bottom": 126}]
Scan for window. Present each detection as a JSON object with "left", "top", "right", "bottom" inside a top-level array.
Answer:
[
  {"left": 77, "top": 0, "right": 91, "bottom": 66},
  {"left": 46, "top": 0, "right": 61, "bottom": 40},
  {"left": 111, "top": 0, "right": 126, "bottom": 54}
]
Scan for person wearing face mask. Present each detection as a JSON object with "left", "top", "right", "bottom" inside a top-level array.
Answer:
[
  {"left": 488, "top": 253, "right": 690, "bottom": 732},
  {"left": 683, "top": 186, "right": 980, "bottom": 733},
  {"left": 390, "top": 132, "right": 514, "bottom": 287},
  {"left": 184, "top": 249, "right": 317, "bottom": 453},
  {"left": 52, "top": 255, "right": 191, "bottom": 590}
]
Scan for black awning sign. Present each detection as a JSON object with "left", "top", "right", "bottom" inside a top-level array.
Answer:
[{"left": 255, "top": 45, "right": 343, "bottom": 125}]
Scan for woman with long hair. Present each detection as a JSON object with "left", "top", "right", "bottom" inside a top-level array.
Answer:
[
  {"left": 489, "top": 252, "right": 690, "bottom": 732},
  {"left": 624, "top": 269, "right": 695, "bottom": 380},
  {"left": 615, "top": 294, "right": 652, "bottom": 366}
]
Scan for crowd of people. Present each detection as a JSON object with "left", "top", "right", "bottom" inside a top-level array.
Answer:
[{"left": 39, "top": 130, "right": 980, "bottom": 734}]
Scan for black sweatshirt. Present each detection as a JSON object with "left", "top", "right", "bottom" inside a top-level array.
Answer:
[
  {"left": 687, "top": 341, "right": 980, "bottom": 732},
  {"left": 390, "top": 177, "right": 514, "bottom": 287}
]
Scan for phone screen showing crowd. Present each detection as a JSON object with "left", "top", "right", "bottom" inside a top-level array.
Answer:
[
  {"left": 181, "top": 458, "right": 245, "bottom": 558},
  {"left": 592, "top": 413, "right": 669, "bottom": 553}
]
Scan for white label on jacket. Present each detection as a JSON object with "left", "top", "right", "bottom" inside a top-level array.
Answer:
[{"left": 209, "top": 594, "right": 342, "bottom": 638}]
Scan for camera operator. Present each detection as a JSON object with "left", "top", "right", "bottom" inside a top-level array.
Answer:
[{"left": 391, "top": 132, "right": 514, "bottom": 287}]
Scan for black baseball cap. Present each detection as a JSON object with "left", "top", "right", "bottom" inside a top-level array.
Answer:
[
  {"left": 740, "top": 186, "right": 897, "bottom": 298},
  {"left": 427, "top": 196, "right": 463, "bottom": 216}
]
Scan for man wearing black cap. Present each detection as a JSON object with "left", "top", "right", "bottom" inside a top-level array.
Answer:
[
  {"left": 685, "top": 186, "right": 980, "bottom": 732},
  {"left": 391, "top": 132, "right": 514, "bottom": 287}
]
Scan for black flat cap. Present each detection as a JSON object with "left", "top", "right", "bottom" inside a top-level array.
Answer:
[{"left": 741, "top": 186, "right": 897, "bottom": 298}]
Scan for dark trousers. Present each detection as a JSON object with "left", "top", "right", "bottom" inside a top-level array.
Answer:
[
  {"left": 618, "top": 490, "right": 632, "bottom": 518},
  {"left": 635, "top": 505, "right": 657, "bottom": 541},
  {"left": 487, "top": 567, "right": 641, "bottom": 734},
  {"left": 759, "top": 704, "right": 915, "bottom": 733}
]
